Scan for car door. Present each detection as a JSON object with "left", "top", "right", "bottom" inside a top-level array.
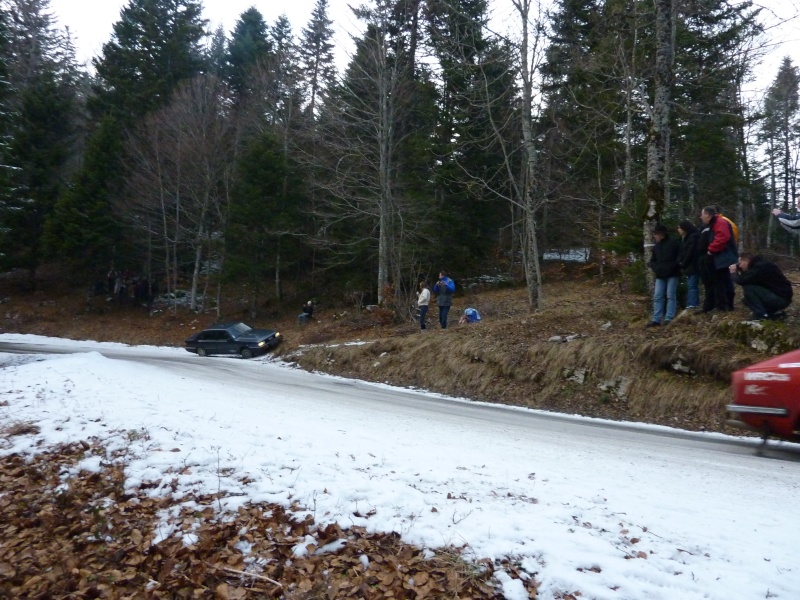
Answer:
[
  {"left": 195, "top": 331, "right": 217, "bottom": 355},
  {"left": 218, "top": 330, "right": 236, "bottom": 354}
]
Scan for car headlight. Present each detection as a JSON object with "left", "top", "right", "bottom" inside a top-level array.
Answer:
[
  {"left": 276, "top": 332, "right": 281, "bottom": 337},
  {"left": 258, "top": 341, "right": 266, "bottom": 347}
]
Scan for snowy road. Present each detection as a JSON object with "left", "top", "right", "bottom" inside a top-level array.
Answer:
[{"left": 2, "top": 334, "right": 800, "bottom": 599}]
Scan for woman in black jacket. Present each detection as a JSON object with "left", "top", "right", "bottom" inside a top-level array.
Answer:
[
  {"left": 677, "top": 220, "right": 700, "bottom": 308},
  {"left": 647, "top": 224, "right": 681, "bottom": 327}
]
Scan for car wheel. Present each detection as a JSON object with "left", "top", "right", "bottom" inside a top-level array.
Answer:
[
  {"left": 240, "top": 348, "right": 253, "bottom": 359},
  {"left": 197, "top": 347, "right": 207, "bottom": 357}
]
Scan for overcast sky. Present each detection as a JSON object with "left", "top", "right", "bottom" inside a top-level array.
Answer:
[{"left": 49, "top": 0, "right": 800, "bottom": 94}]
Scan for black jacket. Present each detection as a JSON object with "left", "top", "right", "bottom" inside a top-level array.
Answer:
[
  {"left": 678, "top": 231, "right": 700, "bottom": 276},
  {"left": 649, "top": 234, "right": 681, "bottom": 279},
  {"left": 733, "top": 256, "right": 793, "bottom": 301}
]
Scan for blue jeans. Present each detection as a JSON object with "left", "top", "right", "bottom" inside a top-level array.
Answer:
[
  {"left": 686, "top": 273, "right": 699, "bottom": 308},
  {"left": 653, "top": 276, "right": 679, "bottom": 323},
  {"left": 419, "top": 305, "right": 428, "bottom": 330},
  {"left": 439, "top": 305, "right": 450, "bottom": 328}
]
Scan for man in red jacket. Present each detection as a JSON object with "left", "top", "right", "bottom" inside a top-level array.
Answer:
[{"left": 700, "top": 206, "right": 738, "bottom": 313}]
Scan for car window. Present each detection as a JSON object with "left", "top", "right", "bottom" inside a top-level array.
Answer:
[{"left": 229, "top": 323, "right": 252, "bottom": 336}]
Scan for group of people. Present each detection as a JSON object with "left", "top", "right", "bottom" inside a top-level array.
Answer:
[
  {"left": 415, "top": 271, "right": 479, "bottom": 331},
  {"left": 416, "top": 271, "right": 454, "bottom": 330},
  {"left": 99, "top": 270, "right": 159, "bottom": 311},
  {"left": 648, "top": 205, "right": 793, "bottom": 326}
]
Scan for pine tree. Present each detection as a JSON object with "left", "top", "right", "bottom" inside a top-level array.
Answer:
[
  {"left": 0, "top": 7, "right": 12, "bottom": 206},
  {"left": 298, "top": 0, "right": 336, "bottom": 117},
  {"left": 42, "top": 117, "right": 124, "bottom": 273},
  {"left": 91, "top": 0, "right": 207, "bottom": 123},
  {"left": 226, "top": 131, "right": 304, "bottom": 306},
  {"left": 206, "top": 24, "right": 227, "bottom": 77},
  {"left": 762, "top": 57, "right": 799, "bottom": 212},
  {"left": 49, "top": 0, "right": 209, "bottom": 277},
  {"left": 315, "top": 0, "right": 429, "bottom": 305},
  {"left": 0, "top": 0, "right": 81, "bottom": 286},
  {"left": 424, "top": 0, "right": 516, "bottom": 271},
  {"left": 223, "top": 7, "right": 271, "bottom": 100}
]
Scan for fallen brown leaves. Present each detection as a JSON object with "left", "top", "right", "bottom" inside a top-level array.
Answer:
[{"left": 0, "top": 442, "right": 538, "bottom": 599}]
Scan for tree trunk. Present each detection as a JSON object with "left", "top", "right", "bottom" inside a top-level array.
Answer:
[
  {"left": 644, "top": 0, "right": 674, "bottom": 287},
  {"left": 517, "top": 0, "right": 543, "bottom": 310}
]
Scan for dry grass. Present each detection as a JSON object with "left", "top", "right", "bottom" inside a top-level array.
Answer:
[{"left": 1, "top": 420, "right": 41, "bottom": 438}]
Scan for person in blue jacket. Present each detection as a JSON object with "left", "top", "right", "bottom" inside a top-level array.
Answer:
[
  {"left": 434, "top": 271, "right": 455, "bottom": 329},
  {"left": 459, "top": 307, "right": 481, "bottom": 324}
]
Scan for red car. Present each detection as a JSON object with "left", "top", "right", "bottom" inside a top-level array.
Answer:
[{"left": 728, "top": 348, "right": 800, "bottom": 444}]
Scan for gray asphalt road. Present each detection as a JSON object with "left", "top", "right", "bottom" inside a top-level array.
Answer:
[{"left": 2, "top": 338, "right": 798, "bottom": 463}]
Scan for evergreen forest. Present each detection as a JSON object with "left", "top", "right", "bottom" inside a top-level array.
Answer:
[{"left": 0, "top": 0, "right": 798, "bottom": 314}]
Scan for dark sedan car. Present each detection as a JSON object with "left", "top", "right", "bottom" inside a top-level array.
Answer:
[{"left": 185, "top": 322, "right": 282, "bottom": 358}]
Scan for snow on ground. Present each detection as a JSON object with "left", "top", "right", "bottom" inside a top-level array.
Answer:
[{"left": 1, "top": 333, "right": 800, "bottom": 599}]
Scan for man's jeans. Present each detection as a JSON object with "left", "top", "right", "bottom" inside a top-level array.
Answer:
[
  {"left": 439, "top": 305, "right": 450, "bottom": 329},
  {"left": 742, "top": 285, "right": 790, "bottom": 317},
  {"left": 686, "top": 273, "right": 699, "bottom": 308},
  {"left": 653, "top": 276, "right": 679, "bottom": 323}
]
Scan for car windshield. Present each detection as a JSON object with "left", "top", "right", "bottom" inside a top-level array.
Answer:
[{"left": 229, "top": 323, "right": 253, "bottom": 336}]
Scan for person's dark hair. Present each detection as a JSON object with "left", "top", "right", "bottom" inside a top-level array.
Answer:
[
  {"left": 739, "top": 252, "right": 755, "bottom": 262},
  {"left": 420, "top": 280, "right": 428, "bottom": 288},
  {"left": 702, "top": 206, "right": 717, "bottom": 217},
  {"left": 654, "top": 223, "right": 668, "bottom": 234},
  {"left": 678, "top": 219, "right": 697, "bottom": 234},
  {"left": 439, "top": 270, "right": 448, "bottom": 277}
]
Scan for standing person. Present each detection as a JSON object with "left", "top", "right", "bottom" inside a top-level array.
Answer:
[
  {"left": 646, "top": 224, "right": 681, "bottom": 327},
  {"left": 677, "top": 220, "right": 700, "bottom": 309},
  {"left": 715, "top": 205, "right": 739, "bottom": 245},
  {"left": 146, "top": 277, "right": 157, "bottom": 313},
  {"left": 714, "top": 205, "right": 738, "bottom": 309},
  {"left": 416, "top": 280, "right": 430, "bottom": 330},
  {"left": 697, "top": 220, "right": 716, "bottom": 312},
  {"left": 106, "top": 270, "right": 116, "bottom": 296},
  {"left": 700, "top": 206, "right": 738, "bottom": 312},
  {"left": 729, "top": 253, "right": 793, "bottom": 320},
  {"left": 434, "top": 271, "right": 455, "bottom": 329}
]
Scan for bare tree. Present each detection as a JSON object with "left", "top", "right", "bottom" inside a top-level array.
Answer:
[
  {"left": 310, "top": 0, "right": 424, "bottom": 307},
  {"left": 122, "top": 74, "right": 235, "bottom": 311}
]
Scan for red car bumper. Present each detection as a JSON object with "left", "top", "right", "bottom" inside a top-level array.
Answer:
[{"left": 728, "top": 348, "right": 800, "bottom": 441}]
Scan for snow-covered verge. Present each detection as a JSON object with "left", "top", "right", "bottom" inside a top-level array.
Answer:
[{"left": 2, "top": 335, "right": 800, "bottom": 599}]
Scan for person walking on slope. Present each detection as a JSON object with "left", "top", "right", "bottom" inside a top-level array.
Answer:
[
  {"left": 677, "top": 220, "right": 700, "bottom": 309},
  {"left": 416, "top": 280, "right": 430, "bottom": 330},
  {"left": 434, "top": 271, "right": 455, "bottom": 329},
  {"left": 646, "top": 224, "right": 681, "bottom": 327},
  {"left": 729, "top": 253, "right": 793, "bottom": 321}
]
